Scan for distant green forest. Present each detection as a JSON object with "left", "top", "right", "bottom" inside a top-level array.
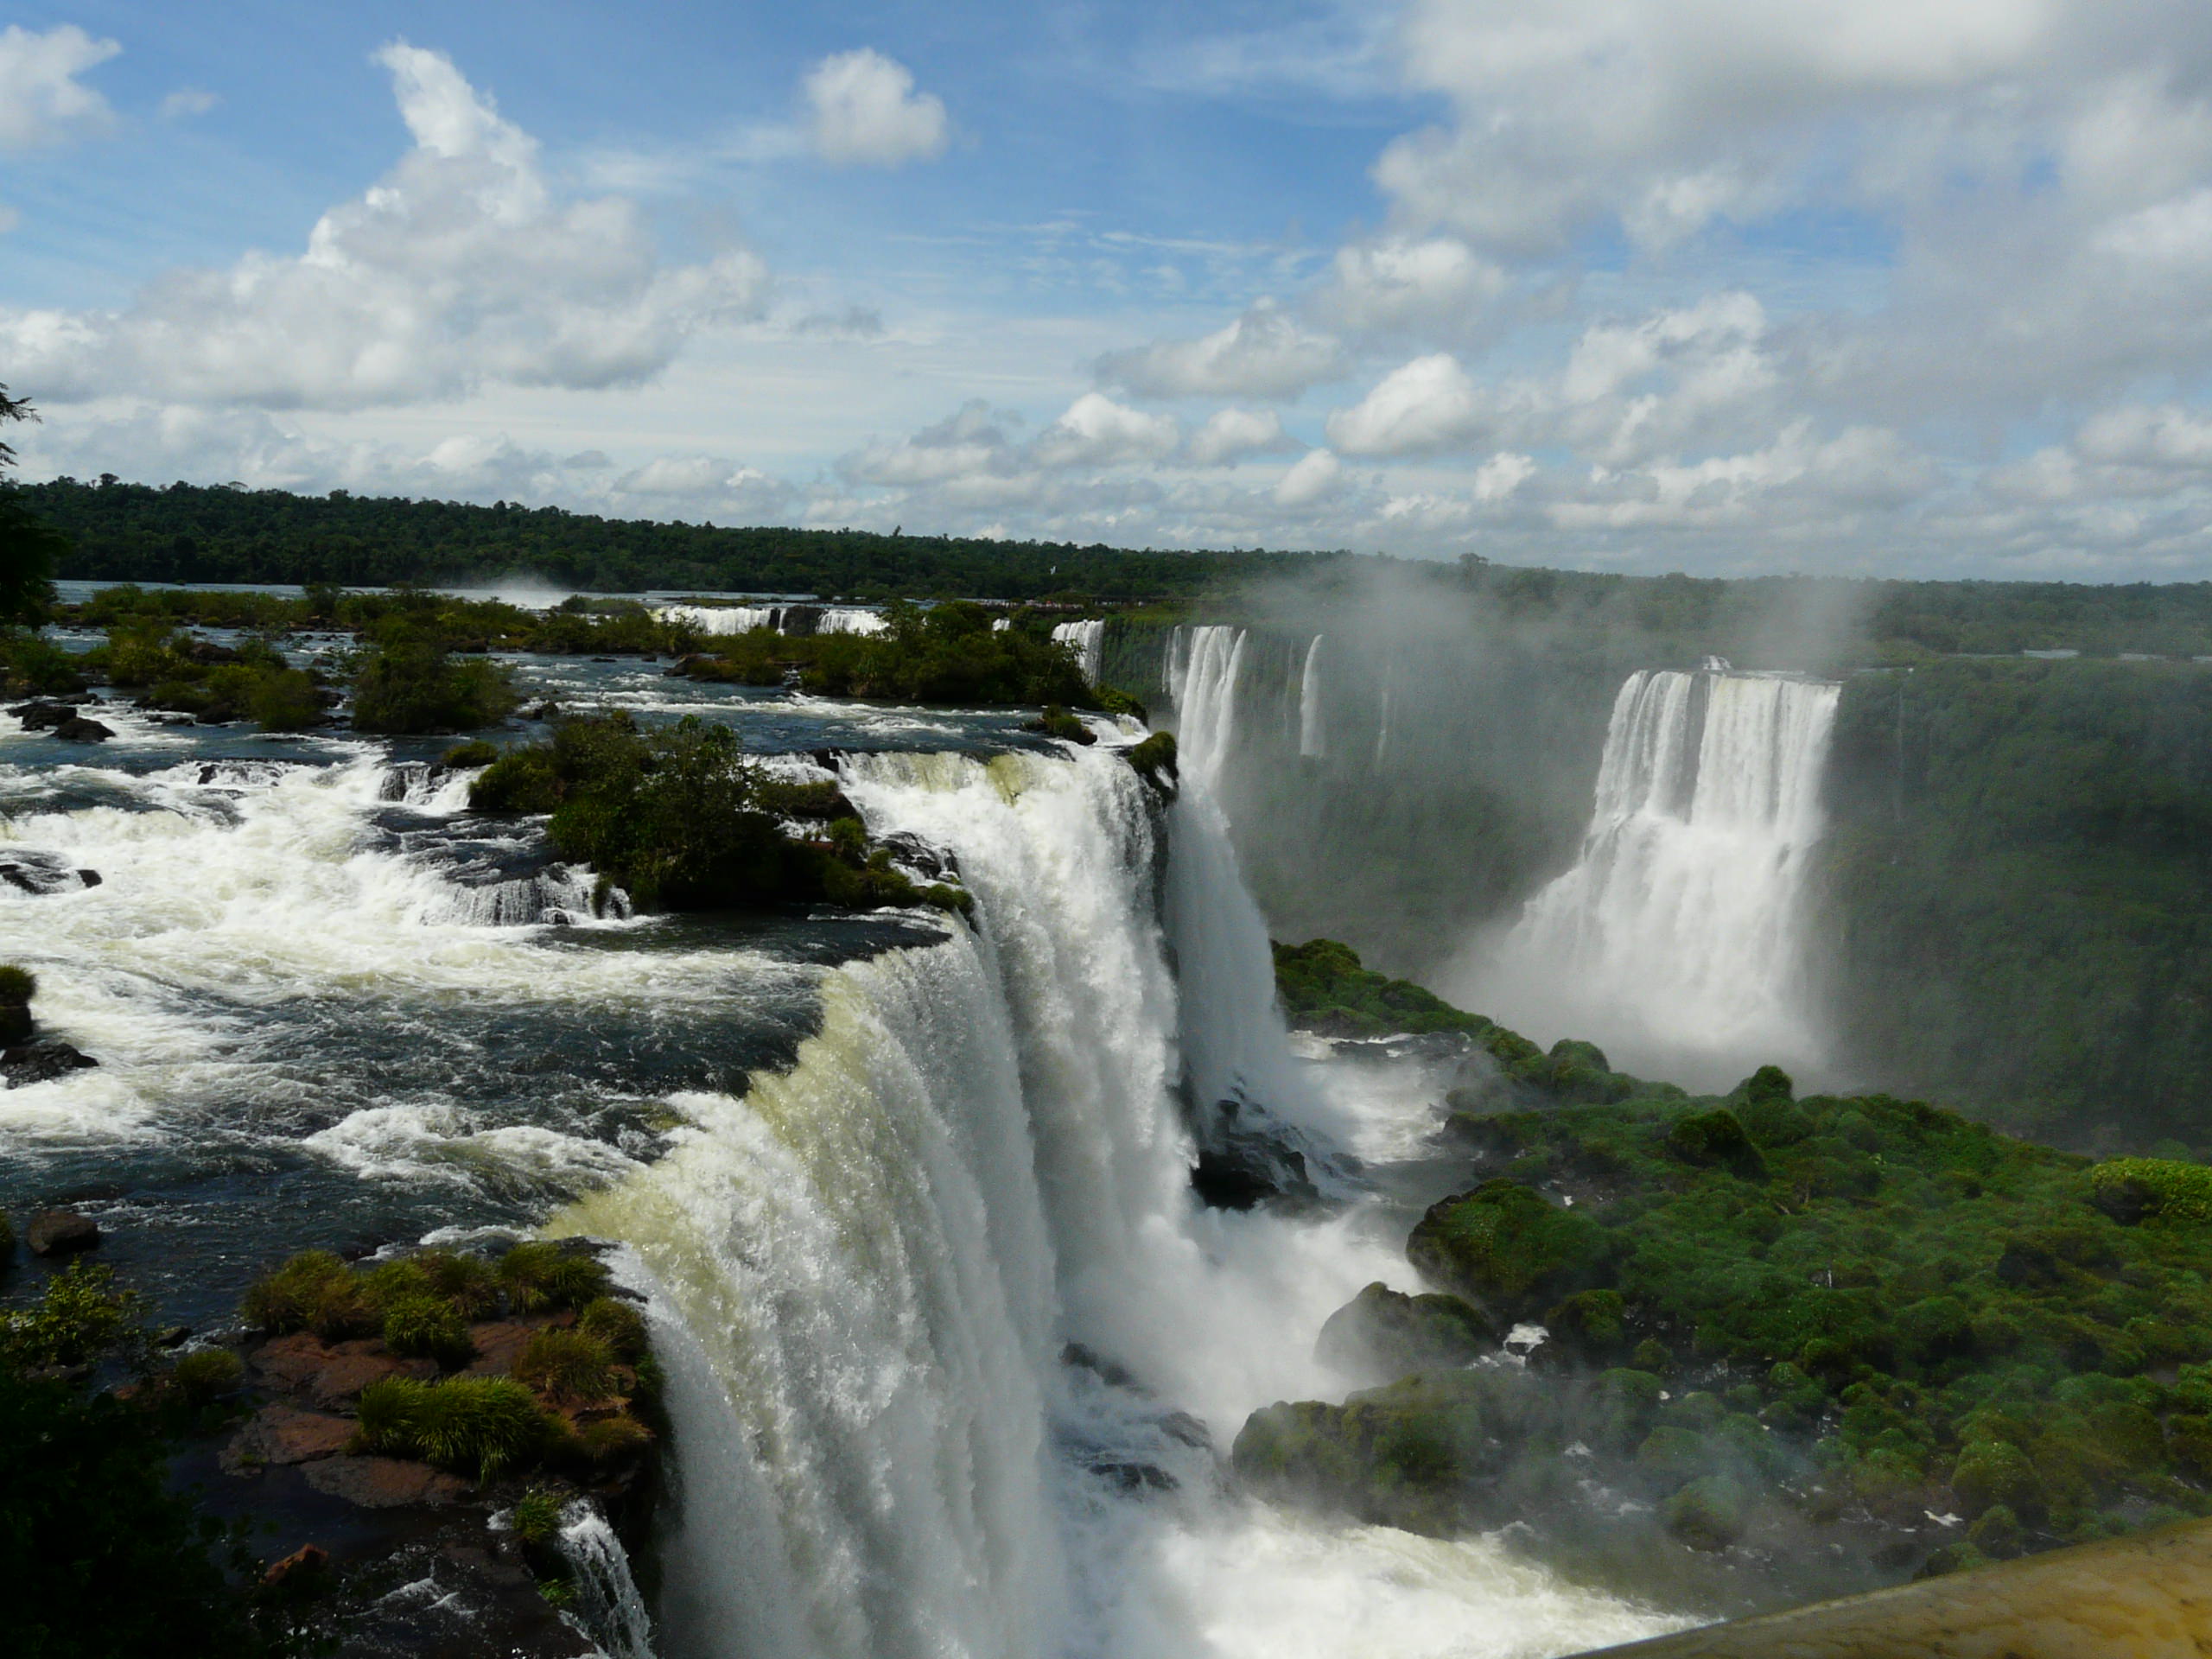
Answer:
[
  {"left": 1818, "top": 659, "right": 2212, "bottom": 1152},
  {"left": 22, "top": 478, "right": 1316, "bottom": 602},
  {"left": 26, "top": 478, "right": 2212, "bottom": 658}
]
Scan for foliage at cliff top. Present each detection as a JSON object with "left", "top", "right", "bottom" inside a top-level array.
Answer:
[
  {"left": 1273, "top": 937, "right": 1683, "bottom": 1109},
  {"left": 469, "top": 712, "right": 967, "bottom": 915},
  {"left": 671, "top": 599, "right": 1103, "bottom": 708},
  {"left": 1241, "top": 1045, "right": 2212, "bottom": 1610}
]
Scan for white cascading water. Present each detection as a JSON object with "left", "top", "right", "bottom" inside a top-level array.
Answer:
[
  {"left": 1464, "top": 667, "right": 1842, "bottom": 1086},
  {"left": 559, "top": 743, "right": 1675, "bottom": 1659},
  {"left": 556, "top": 1499, "right": 658, "bottom": 1659},
  {"left": 655, "top": 606, "right": 888, "bottom": 638},
  {"left": 1052, "top": 619, "right": 1107, "bottom": 683},
  {"left": 1297, "top": 636, "right": 1325, "bottom": 760}
]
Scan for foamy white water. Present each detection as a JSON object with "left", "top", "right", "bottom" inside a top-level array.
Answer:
[
  {"left": 1461, "top": 667, "right": 1841, "bottom": 1086},
  {"left": 563, "top": 745, "right": 1681, "bottom": 1659}
]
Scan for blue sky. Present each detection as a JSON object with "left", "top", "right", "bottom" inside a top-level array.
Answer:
[{"left": 7, "top": 1, "right": 2212, "bottom": 578}]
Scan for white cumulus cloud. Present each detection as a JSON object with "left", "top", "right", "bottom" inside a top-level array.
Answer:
[
  {"left": 0, "top": 42, "right": 768, "bottom": 410},
  {"left": 1326, "top": 354, "right": 1483, "bottom": 455},
  {"left": 0, "top": 22, "right": 118, "bottom": 150},
  {"left": 804, "top": 49, "right": 950, "bottom": 168},
  {"left": 1096, "top": 301, "right": 1346, "bottom": 399},
  {"left": 1186, "top": 407, "right": 1295, "bottom": 467},
  {"left": 1032, "top": 392, "right": 1180, "bottom": 469}
]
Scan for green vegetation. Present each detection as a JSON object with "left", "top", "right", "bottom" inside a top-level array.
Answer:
[
  {"left": 0, "top": 1263, "right": 275, "bottom": 1656},
  {"left": 1818, "top": 660, "right": 2212, "bottom": 1151},
  {"left": 29, "top": 477, "right": 1308, "bottom": 601},
  {"left": 439, "top": 739, "right": 499, "bottom": 766},
  {"left": 354, "top": 1376, "right": 547, "bottom": 1480},
  {"left": 1274, "top": 938, "right": 1673, "bottom": 1109},
  {"left": 468, "top": 713, "right": 970, "bottom": 915},
  {"left": 1249, "top": 954, "right": 2212, "bottom": 1605},
  {"left": 84, "top": 621, "right": 327, "bottom": 730},
  {"left": 1126, "top": 730, "right": 1177, "bottom": 787},
  {"left": 350, "top": 636, "right": 518, "bottom": 734},
  {"left": 671, "top": 600, "right": 1101, "bottom": 707},
  {"left": 0, "top": 385, "right": 67, "bottom": 628}
]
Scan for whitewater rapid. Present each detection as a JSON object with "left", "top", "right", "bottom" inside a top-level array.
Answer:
[{"left": 1, "top": 678, "right": 1686, "bottom": 1659}]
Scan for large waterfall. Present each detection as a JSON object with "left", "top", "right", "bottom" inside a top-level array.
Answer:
[
  {"left": 563, "top": 743, "right": 1668, "bottom": 1658},
  {"left": 1461, "top": 667, "right": 1841, "bottom": 1087},
  {"left": 1052, "top": 619, "right": 1107, "bottom": 683}
]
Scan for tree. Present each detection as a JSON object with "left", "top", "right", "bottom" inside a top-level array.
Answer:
[{"left": 0, "top": 385, "right": 67, "bottom": 625}]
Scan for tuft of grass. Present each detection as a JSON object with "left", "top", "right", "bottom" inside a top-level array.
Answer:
[
  {"left": 575, "top": 1414, "right": 653, "bottom": 1464},
  {"left": 497, "top": 1242, "right": 610, "bottom": 1314},
  {"left": 241, "top": 1250, "right": 373, "bottom": 1339},
  {"left": 354, "top": 1375, "right": 550, "bottom": 1481},
  {"left": 0, "top": 964, "right": 36, "bottom": 1004},
  {"left": 576, "top": 1297, "right": 647, "bottom": 1364},
  {"left": 513, "top": 1328, "right": 617, "bottom": 1405},
  {"left": 511, "top": 1486, "right": 563, "bottom": 1545},
  {"left": 380, "top": 1294, "right": 476, "bottom": 1370}
]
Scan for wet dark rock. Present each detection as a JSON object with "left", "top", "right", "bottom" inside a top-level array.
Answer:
[
  {"left": 54, "top": 715, "right": 114, "bottom": 742},
  {"left": 526, "top": 699, "right": 561, "bottom": 719},
  {"left": 1189, "top": 1094, "right": 1330, "bottom": 1212},
  {"left": 222, "top": 1404, "right": 357, "bottom": 1471},
  {"left": 263, "top": 1543, "right": 330, "bottom": 1589},
  {"left": 2, "top": 1039, "right": 100, "bottom": 1086},
  {"left": 8, "top": 698, "right": 92, "bottom": 730},
  {"left": 0, "top": 850, "right": 101, "bottom": 895},
  {"left": 25, "top": 1209, "right": 101, "bottom": 1255},
  {"left": 879, "top": 831, "right": 958, "bottom": 880},
  {"left": 1090, "top": 1459, "right": 1178, "bottom": 1493}
]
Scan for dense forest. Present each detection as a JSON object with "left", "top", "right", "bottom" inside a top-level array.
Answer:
[
  {"left": 1817, "top": 661, "right": 2212, "bottom": 1152},
  {"left": 22, "top": 478, "right": 2212, "bottom": 658},
  {"left": 21, "top": 478, "right": 1316, "bottom": 602}
]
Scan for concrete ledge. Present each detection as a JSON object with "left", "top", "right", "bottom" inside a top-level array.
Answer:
[{"left": 1573, "top": 1518, "right": 2212, "bottom": 1659}]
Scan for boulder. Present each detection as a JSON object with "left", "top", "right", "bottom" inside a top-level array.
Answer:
[
  {"left": 2, "top": 1040, "right": 100, "bottom": 1088},
  {"left": 8, "top": 700, "right": 85, "bottom": 731},
  {"left": 1316, "top": 1282, "right": 1497, "bottom": 1384},
  {"left": 301, "top": 1455, "right": 467, "bottom": 1510},
  {"left": 262, "top": 1544, "right": 329, "bottom": 1589},
  {"left": 53, "top": 715, "right": 114, "bottom": 742},
  {"left": 25, "top": 1209, "right": 100, "bottom": 1255},
  {"left": 0, "top": 850, "right": 101, "bottom": 895},
  {"left": 221, "top": 1405, "right": 356, "bottom": 1471},
  {"left": 1405, "top": 1179, "right": 1613, "bottom": 1320}
]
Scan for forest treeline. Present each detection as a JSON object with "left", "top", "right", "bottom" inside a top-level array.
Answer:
[
  {"left": 26, "top": 478, "right": 2212, "bottom": 657},
  {"left": 22, "top": 478, "right": 1316, "bottom": 602}
]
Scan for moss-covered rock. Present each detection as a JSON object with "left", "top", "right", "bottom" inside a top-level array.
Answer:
[
  {"left": 1662, "top": 1474, "right": 1748, "bottom": 1549},
  {"left": 1951, "top": 1440, "right": 2046, "bottom": 1520},
  {"left": 1406, "top": 1179, "right": 1613, "bottom": 1320},
  {"left": 2091, "top": 1158, "right": 2212, "bottom": 1225},
  {"left": 1315, "top": 1282, "right": 1497, "bottom": 1382},
  {"left": 1667, "top": 1109, "right": 1767, "bottom": 1179}
]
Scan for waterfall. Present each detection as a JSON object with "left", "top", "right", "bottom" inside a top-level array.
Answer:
[
  {"left": 1297, "top": 636, "right": 1325, "bottom": 760},
  {"left": 556, "top": 1499, "right": 658, "bottom": 1659},
  {"left": 655, "top": 605, "right": 887, "bottom": 638},
  {"left": 559, "top": 747, "right": 1409, "bottom": 1659},
  {"left": 1166, "top": 626, "right": 1247, "bottom": 791},
  {"left": 1466, "top": 667, "right": 1841, "bottom": 1084},
  {"left": 1052, "top": 620, "right": 1106, "bottom": 682}
]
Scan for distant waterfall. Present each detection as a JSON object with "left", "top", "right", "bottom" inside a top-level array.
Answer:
[
  {"left": 657, "top": 604, "right": 887, "bottom": 638},
  {"left": 1298, "top": 636, "right": 1325, "bottom": 759},
  {"left": 1470, "top": 668, "right": 1841, "bottom": 1084},
  {"left": 1166, "top": 625, "right": 1247, "bottom": 790},
  {"left": 1051, "top": 619, "right": 1106, "bottom": 682}
]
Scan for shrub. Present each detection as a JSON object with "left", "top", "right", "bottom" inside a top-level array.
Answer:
[
  {"left": 241, "top": 1250, "right": 372, "bottom": 1338},
  {"left": 0, "top": 1262, "right": 143, "bottom": 1370},
  {"left": 1662, "top": 1474, "right": 1746, "bottom": 1549},
  {"left": 1033, "top": 705, "right": 1094, "bottom": 744},
  {"left": 440, "top": 739, "right": 499, "bottom": 767},
  {"left": 1951, "top": 1439, "right": 2045, "bottom": 1519},
  {"left": 168, "top": 1347, "right": 244, "bottom": 1405},
  {"left": 355, "top": 1375, "right": 548, "bottom": 1480},
  {"left": 498, "top": 1242, "right": 610, "bottom": 1314},
  {"left": 351, "top": 641, "right": 518, "bottom": 734},
  {"left": 2091, "top": 1158, "right": 2212, "bottom": 1224},
  {"left": 576, "top": 1297, "right": 648, "bottom": 1363},
  {"left": 381, "top": 1294, "right": 476, "bottom": 1370},
  {"left": 0, "top": 964, "right": 36, "bottom": 1003},
  {"left": 470, "top": 747, "right": 561, "bottom": 814},
  {"left": 1126, "top": 731, "right": 1177, "bottom": 786},
  {"left": 513, "top": 1329, "right": 617, "bottom": 1405},
  {"left": 1666, "top": 1109, "right": 1766, "bottom": 1178}
]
